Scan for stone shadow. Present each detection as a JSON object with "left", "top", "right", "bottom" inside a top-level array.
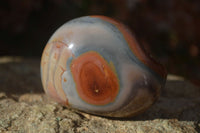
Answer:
[
  {"left": 0, "top": 58, "right": 44, "bottom": 96},
  {"left": 110, "top": 79, "right": 200, "bottom": 122}
]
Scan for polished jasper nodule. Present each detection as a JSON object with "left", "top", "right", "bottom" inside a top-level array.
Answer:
[{"left": 41, "top": 15, "right": 167, "bottom": 117}]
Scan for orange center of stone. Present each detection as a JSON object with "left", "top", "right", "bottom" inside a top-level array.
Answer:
[{"left": 71, "top": 51, "right": 119, "bottom": 105}]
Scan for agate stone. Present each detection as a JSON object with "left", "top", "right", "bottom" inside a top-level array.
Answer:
[{"left": 41, "top": 16, "right": 167, "bottom": 117}]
